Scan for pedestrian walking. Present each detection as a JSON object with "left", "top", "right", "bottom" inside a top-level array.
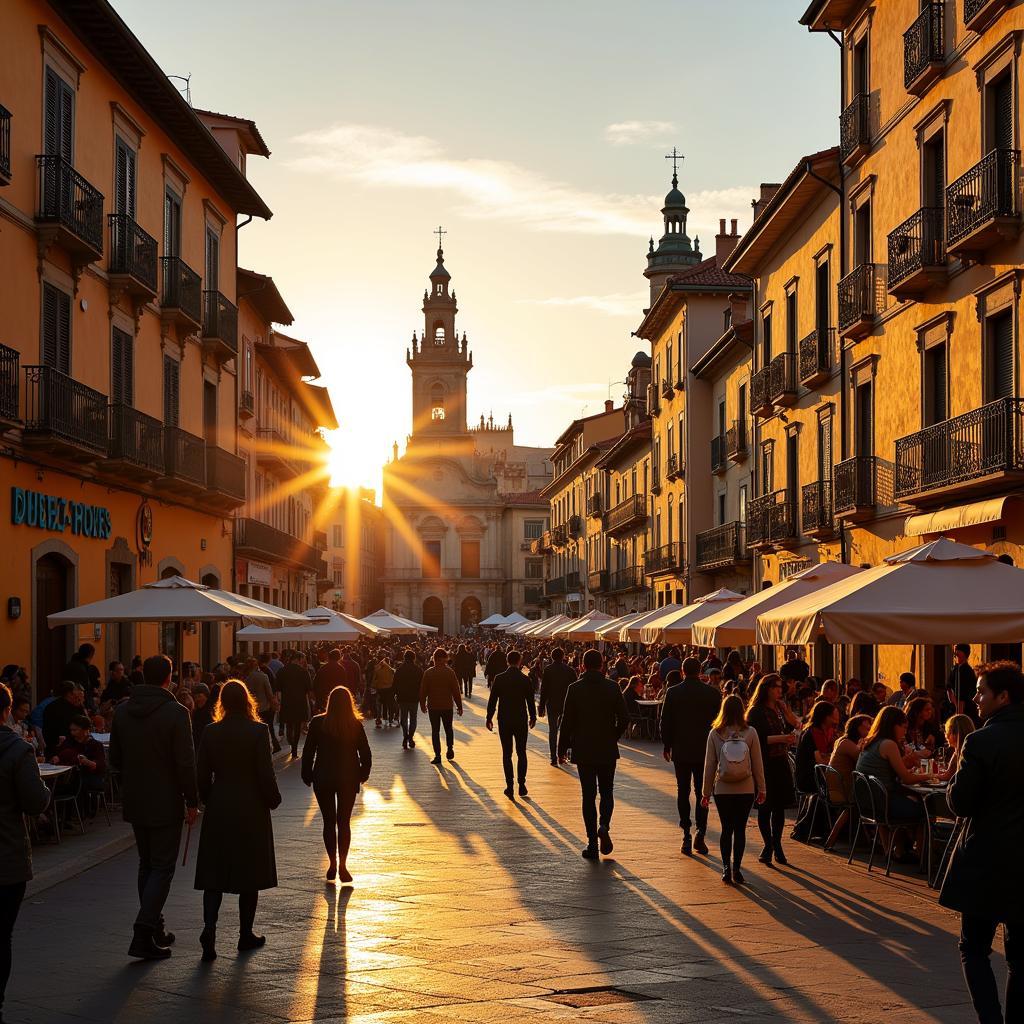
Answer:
[
  {"left": 701, "top": 694, "right": 765, "bottom": 885},
  {"left": 454, "top": 644, "right": 476, "bottom": 699},
  {"left": 539, "top": 647, "right": 576, "bottom": 767},
  {"left": 194, "top": 681, "right": 281, "bottom": 961},
  {"left": 301, "top": 686, "right": 372, "bottom": 884},
  {"left": 393, "top": 650, "right": 423, "bottom": 750},
  {"left": 486, "top": 651, "right": 537, "bottom": 799},
  {"left": 373, "top": 655, "right": 396, "bottom": 727},
  {"left": 556, "top": 649, "right": 628, "bottom": 860},
  {"left": 940, "top": 660, "right": 1024, "bottom": 1024},
  {"left": 109, "top": 655, "right": 199, "bottom": 960},
  {"left": 313, "top": 649, "right": 347, "bottom": 713},
  {"left": 419, "top": 648, "right": 463, "bottom": 765},
  {"left": 661, "top": 655, "right": 722, "bottom": 856},
  {"left": 0, "top": 682, "right": 49, "bottom": 1021},
  {"left": 275, "top": 653, "right": 313, "bottom": 758},
  {"left": 746, "top": 674, "right": 799, "bottom": 867},
  {"left": 245, "top": 658, "right": 280, "bottom": 754},
  {"left": 484, "top": 646, "right": 507, "bottom": 690}
]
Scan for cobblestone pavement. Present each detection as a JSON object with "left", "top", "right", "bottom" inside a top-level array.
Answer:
[{"left": 8, "top": 679, "right": 988, "bottom": 1024}]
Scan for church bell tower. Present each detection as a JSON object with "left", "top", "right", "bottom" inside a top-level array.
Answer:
[{"left": 406, "top": 229, "right": 473, "bottom": 441}]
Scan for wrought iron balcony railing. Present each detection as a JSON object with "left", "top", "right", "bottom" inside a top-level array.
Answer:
[
  {"left": 904, "top": 2, "right": 945, "bottom": 93},
  {"left": 524, "top": 585, "right": 544, "bottom": 605},
  {"left": 840, "top": 93, "right": 871, "bottom": 163},
  {"left": 801, "top": 479, "right": 834, "bottom": 535},
  {"left": 661, "top": 376, "right": 674, "bottom": 400},
  {"left": 567, "top": 513, "right": 582, "bottom": 537},
  {"left": 608, "top": 565, "right": 644, "bottom": 592},
  {"left": 711, "top": 434, "right": 728, "bottom": 473},
  {"left": 748, "top": 490, "right": 797, "bottom": 548},
  {"left": 586, "top": 492, "right": 603, "bottom": 517},
  {"left": 838, "top": 263, "right": 882, "bottom": 336},
  {"left": 726, "top": 420, "right": 747, "bottom": 460},
  {"left": 888, "top": 206, "right": 946, "bottom": 294},
  {"left": 799, "top": 328, "right": 835, "bottom": 387},
  {"left": 551, "top": 523, "right": 567, "bottom": 547},
  {"left": 964, "top": 0, "right": 1008, "bottom": 31},
  {"left": 108, "top": 403, "right": 164, "bottom": 475},
  {"left": 946, "top": 149, "right": 1021, "bottom": 255},
  {"left": 695, "top": 521, "right": 748, "bottom": 571},
  {"left": 36, "top": 154, "right": 104, "bottom": 256},
  {"left": 108, "top": 214, "right": 157, "bottom": 296},
  {"left": 644, "top": 542, "right": 683, "bottom": 576},
  {"left": 768, "top": 351, "right": 798, "bottom": 406},
  {"left": 23, "top": 364, "right": 107, "bottom": 455},
  {"left": 544, "top": 575, "right": 567, "bottom": 597},
  {"left": 240, "top": 390, "right": 255, "bottom": 416},
  {"left": 751, "top": 365, "right": 772, "bottom": 416},
  {"left": 566, "top": 570, "right": 581, "bottom": 591},
  {"left": 834, "top": 455, "right": 877, "bottom": 515},
  {"left": 646, "top": 382, "right": 660, "bottom": 417},
  {"left": 235, "top": 517, "right": 323, "bottom": 573},
  {"left": 606, "top": 493, "right": 647, "bottom": 534},
  {"left": 0, "top": 343, "right": 18, "bottom": 423},
  {"left": 895, "top": 398, "right": 1024, "bottom": 500},
  {"left": 0, "top": 105, "right": 11, "bottom": 184},
  {"left": 162, "top": 425, "right": 207, "bottom": 488},
  {"left": 587, "top": 569, "right": 609, "bottom": 593},
  {"left": 160, "top": 256, "right": 202, "bottom": 325},
  {"left": 202, "top": 290, "right": 239, "bottom": 355},
  {"left": 666, "top": 452, "right": 683, "bottom": 479},
  {"left": 205, "top": 445, "right": 247, "bottom": 503}
]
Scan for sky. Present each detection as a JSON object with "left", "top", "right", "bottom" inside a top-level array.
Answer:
[{"left": 116, "top": 0, "right": 838, "bottom": 493}]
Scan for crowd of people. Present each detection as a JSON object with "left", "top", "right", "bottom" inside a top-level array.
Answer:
[{"left": 0, "top": 633, "right": 1019, "bottom": 1024}]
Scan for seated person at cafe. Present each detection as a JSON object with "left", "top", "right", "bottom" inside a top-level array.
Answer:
[
  {"left": 622, "top": 675, "right": 644, "bottom": 712},
  {"left": 52, "top": 714, "right": 107, "bottom": 815},
  {"left": 795, "top": 700, "right": 839, "bottom": 795},
  {"left": 823, "top": 713, "right": 873, "bottom": 850},
  {"left": 9, "top": 695, "right": 42, "bottom": 759},
  {"left": 42, "top": 680, "right": 85, "bottom": 757},
  {"left": 937, "top": 713, "right": 975, "bottom": 782},
  {"left": 905, "top": 696, "right": 941, "bottom": 752},
  {"left": 100, "top": 661, "right": 132, "bottom": 706}
]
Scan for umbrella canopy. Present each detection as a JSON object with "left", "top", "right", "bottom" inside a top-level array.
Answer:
[
  {"left": 757, "top": 538, "right": 1024, "bottom": 646},
  {"left": 620, "top": 604, "right": 685, "bottom": 642},
  {"left": 47, "top": 575, "right": 309, "bottom": 628},
  {"left": 638, "top": 589, "right": 745, "bottom": 644},
  {"left": 526, "top": 614, "right": 575, "bottom": 638},
  {"left": 496, "top": 612, "right": 530, "bottom": 631},
  {"left": 594, "top": 610, "right": 647, "bottom": 640},
  {"left": 554, "top": 610, "right": 615, "bottom": 640},
  {"left": 236, "top": 607, "right": 387, "bottom": 643},
  {"left": 361, "top": 609, "right": 433, "bottom": 635},
  {"left": 478, "top": 613, "right": 509, "bottom": 627},
  {"left": 692, "top": 561, "right": 865, "bottom": 648}
]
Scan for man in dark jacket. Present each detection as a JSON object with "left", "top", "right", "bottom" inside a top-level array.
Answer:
[
  {"left": 539, "top": 647, "right": 576, "bottom": 767},
  {"left": 661, "top": 656, "right": 721, "bottom": 856},
  {"left": 393, "top": 650, "right": 424, "bottom": 750},
  {"left": 110, "top": 654, "right": 198, "bottom": 961},
  {"left": 313, "top": 648, "right": 347, "bottom": 712},
  {"left": 62, "top": 643, "right": 100, "bottom": 711},
  {"left": 948, "top": 643, "right": 980, "bottom": 723},
  {"left": 275, "top": 652, "right": 313, "bottom": 758},
  {"left": 487, "top": 651, "right": 537, "bottom": 798},
  {"left": 940, "top": 660, "right": 1024, "bottom": 1024},
  {"left": 41, "top": 680, "right": 84, "bottom": 758},
  {"left": 484, "top": 647, "right": 507, "bottom": 690},
  {"left": 0, "top": 683, "right": 50, "bottom": 1020},
  {"left": 557, "top": 649, "right": 628, "bottom": 860}
]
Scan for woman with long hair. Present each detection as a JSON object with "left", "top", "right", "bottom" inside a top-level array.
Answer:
[
  {"left": 701, "top": 694, "right": 765, "bottom": 884},
  {"left": 938, "top": 714, "right": 975, "bottom": 781},
  {"left": 194, "top": 680, "right": 281, "bottom": 961},
  {"left": 746, "top": 673, "right": 799, "bottom": 866},
  {"left": 824, "top": 713, "right": 873, "bottom": 850},
  {"left": 301, "top": 686, "right": 372, "bottom": 883}
]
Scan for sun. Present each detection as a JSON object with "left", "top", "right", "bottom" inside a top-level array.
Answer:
[{"left": 323, "top": 427, "right": 383, "bottom": 492}]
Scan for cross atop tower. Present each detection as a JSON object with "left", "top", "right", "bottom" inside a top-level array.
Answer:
[
  {"left": 664, "top": 147, "right": 684, "bottom": 187},
  {"left": 434, "top": 224, "right": 447, "bottom": 249}
]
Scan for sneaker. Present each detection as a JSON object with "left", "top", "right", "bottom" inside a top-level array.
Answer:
[
  {"left": 694, "top": 833, "right": 709, "bottom": 856},
  {"left": 732, "top": 867, "right": 746, "bottom": 885},
  {"left": 681, "top": 833, "right": 693, "bottom": 857},
  {"left": 237, "top": 933, "right": 266, "bottom": 952},
  {"left": 446, "top": 749, "right": 456, "bottom": 761},
  {"left": 597, "top": 828, "right": 613, "bottom": 855},
  {"left": 430, "top": 755, "right": 442, "bottom": 765},
  {"left": 581, "top": 843, "right": 599, "bottom": 860},
  {"left": 128, "top": 927, "right": 171, "bottom": 961},
  {"left": 550, "top": 758, "right": 558, "bottom": 767}
]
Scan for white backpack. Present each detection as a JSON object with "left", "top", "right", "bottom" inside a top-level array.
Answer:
[{"left": 718, "top": 730, "right": 752, "bottom": 784}]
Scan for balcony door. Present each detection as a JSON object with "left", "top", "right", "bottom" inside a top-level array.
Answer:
[
  {"left": 163, "top": 189, "right": 182, "bottom": 258},
  {"left": 42, "top": 282, "right": 71, "bottom": 375},
  {"left": 111, "top": 326, "right": 133, "bottom": 406},
  {"left": 815, "top": 260, "right": 830, "bottom": 335},
  {"left": 205, "top": 226, "right": 219, "bottom": 293},
  {"left": 987, "top": 72, "right": 1013, "bottom": 153},
  {"left": 986, "top": 310, "right": 1014, "bottom": 402},
  {"left": 114, "top": 138, "right": 136, "bottom": 218},
  {"left": 163, "top": 355, "right": 180, "bottom": 427},
  {"left": 786, "top": 434, "right": 799, "bottom": 512},
  {"left": 854, "top": 200, "right": 872, "bottom": 266},
  {"left": 43, "top": 68, "right": 74, "bottom": 162},
  {"left": 203, "top": 380, "right": 217, "bottom": 446},
  {"left": 855, "top": 381, "right": 873, "bottom": 457},
  {"left": 817, "top": 414, "right": 833, "bottom": 483}
]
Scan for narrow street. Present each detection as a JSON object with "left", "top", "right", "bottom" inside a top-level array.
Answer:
[{"left": 9, "top": 677, "right": 977, "bottom": 1024}]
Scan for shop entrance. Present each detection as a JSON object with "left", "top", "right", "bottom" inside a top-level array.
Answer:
[
  {"left": 107, "top": 562, "right": 133, "bottom": 669},
  {"left": 422, "top": 596, "right": 445, "bottom": 635},
  {"left": 35, "top": 553, "right": 73, "bottom": 703}
]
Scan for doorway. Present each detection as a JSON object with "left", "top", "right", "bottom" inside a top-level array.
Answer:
[
  {"left": 460, "top": 596, "right": 482, "bottom": 630},
  {"left": 422, "top": 596, "right": 445, "bottom": 635},
  {"left": 107, "top": 562, "right": 133, "bottom": 669},
  {"left": 35, "top": 553, "right": 73, "bottom": 704}
]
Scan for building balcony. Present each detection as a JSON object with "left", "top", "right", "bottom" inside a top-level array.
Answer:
[
  {"left": 607, "top": 565, "right": 645, "bottom": 593},
  {"left": 801, "top": 479, "right": 835, "bottom": 538},
  {"left": 567, "top": 513, "right": 582, "bottom": 537},
  {"left": 256, "top": 427, "right": 300, "bottom": 479},
  {"left": 565, "top": 570, "right": 581, "bottom": 592},
  {"left": 905, "top": 2, "right": 945, "bottom": 96},
  {"left": 946, "top": 149, "right": 1021, "bottom": 260},
  {"left": 158, "top": 425, "right": 206, "bottom": 492},
  {"left": 834, "top": 455, "right": 878, "bottom": 520},
  {"left": 650, "top": 466, "right": 662, "bottom": 495},
  {"left": 768, "top": 351, "right": 798, "bottom": 407},
  {"left": 748, "top": 490, "right": 797, "bottom": 550},
  {"left": 544, "top": 575, "right": 567, "bottom": 597},
  {"left": 661, "top": 376, "right": 674, "bottom": 400},
  {"left": 727, "top": 420, "right": 748, "bottom": 462},
  {"left": 0, "top": 343, "right": 19, "bottom": 425},
  {"left": 644, "top": 542, "right": 684, "bottom": 577},
  {"left": 532, "top": 530, "right": 553, "bottom": 554},
  {"left": 799, "top": 328, "right": 835, "bottom": 388},
  {"left": 695, "top": 521, "right": 749, "bottom": 572},
  {"left": 838, "top": 263, "right": 883, "bottom": 340},
  {"left": 205, "top": 446, "right": 247, "bottom": 510},
  {"left": 107, "top": 214, "right": 157, "bottom": 301},
  {"left": 107, "top": 403, "right": 164, "bottom": 478},
  {"left": 666, "top": 452, "right": 684, "bottom": 480},
  {"left": 202, "top": 290, "right": 239, "bottom": 362},
  {"left": 551, "top": 523, "right": 568, "bottom": 547},
  {"left": 646, "top": 382, "right": 660, "bottom": 417},
  {"left": 711, "top": 434, "right": 728, "bottom": 474},
  {"left": 239, "top": 390, "right": 255, "bottom": 419},
  {"left": 964, "top": 0, "right": 1010, "bottom": 32},
  {"left": 23, "top": 365, "right": 107, "bottom": 458},
  {"left": 586, "top": 493, "right": 603, "bottom": 518},
  {"left": 751, "top": 365, "right": 772, "bottom": 417},
  {"left": 0, "top": 105, "right": 10, "bottom": 185},
  {"left": 587, "top": 569, "right": 609, "bottom": 594},
  {"left": 35, "top": 155, "right": 104, "bottom": 264},
  {"left": 314, "top": 530, "right": 328, "bottom": 551},
  {"left": 840, "top": 93, "right": 871, "bottom": 166},
  {"left": 888, "top": 207, "right": 946, "bottom": 297},
  {"left": 606, "top": 493, "right": 647, "bottom": 536},
  {"left": 524, "top": 585, "right": 544, "bottom": 605},
  {"left": 236, "top": 517, "right": 323, "bottom": 574},
  {"left": 894, "top": 397, "right": 1024, "bottom": 505},
  {"left": 160, "top": 256, "right": 202, "bottom": 331}
]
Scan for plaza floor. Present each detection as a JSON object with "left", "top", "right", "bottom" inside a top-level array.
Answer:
[{"left": 8, "top": 679, "right": 988, "bottom": 1024}]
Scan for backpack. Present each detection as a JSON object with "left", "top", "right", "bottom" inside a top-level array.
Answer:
[{"left": 718, "top": 730, "right": 752, "bottom": 784}]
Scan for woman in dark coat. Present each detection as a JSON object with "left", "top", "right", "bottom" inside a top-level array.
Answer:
[
  {"left": 194, "top": 680, "right": 281, "bottom": 961},
  {"left": 301, "top": 685, "right": 371, "bottom": 884},
  {"left": 453, "top": 645, "right": 476, "bottom": 699},
  {"left": 746, "top": 674, "right": 799, "bottom": 866}
]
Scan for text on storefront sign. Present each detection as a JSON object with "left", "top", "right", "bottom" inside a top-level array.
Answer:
[{"left": 11, "top": 487, "right": 112, "bottom": 539}]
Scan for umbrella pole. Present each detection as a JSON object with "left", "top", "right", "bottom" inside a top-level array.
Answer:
[{"left": 175, "top": 621, "right": 184, "bottom": 686}]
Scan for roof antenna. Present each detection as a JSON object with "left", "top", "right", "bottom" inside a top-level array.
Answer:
[{"left": 167, "top": 74, "right": 192, "bottom": 105}]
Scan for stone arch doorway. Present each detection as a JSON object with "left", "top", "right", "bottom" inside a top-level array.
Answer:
[
  {"left": 460, "top": 596, "right": 482, "bottom": 630},
  {"left": 422, "top": 596, "right": 445, "bottom": 635},
  {"left": 35, "top": 552, "right": 74, "bottom": 704}
]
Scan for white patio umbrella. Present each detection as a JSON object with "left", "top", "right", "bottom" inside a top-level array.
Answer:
[
  {"left": 527, "top": 614, "right": 575, "bottom": 638},
  {"left": 594, "top": 610, "right": 647, "bottom": 640},
  {"left": 620, "top": 604, "right": 686, "bottom": 642},
  {"left": 554, "top": 610, "right": 615, "bottom": 640},
  {"left": 691, "top": 561, "right": 865, "bottom": 648},
  {"left": 639, "top": 589, "right": 745, "bottom": 644},
  {"left": 478, "top": 613, "right": 509, "bottom": 627},
  {"left": 757, "top": 538, "right": 1024, "bottom": 646},
  {"left": 361, "top": 609, "right": 436, "bottom": 635},
  {"left": 496, "top": 612, "right": 530, "bottom": 631},
  {"left": 236, "top": 606, "right": 388, "bottom": 644}
]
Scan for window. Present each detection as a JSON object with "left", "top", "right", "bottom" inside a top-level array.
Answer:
[
  {"left": 164, "top": 189, "right": 182, "bottom": 258},
  {"left": 786, "top": 290, "right": 798, "bottom": 352},
  {"left": 786, "top": 433, "right": 798, "bottom": 505},
  {"left": 205, "top": 226, "right": 220, "bottom": 293},
  {"left": 852, "top": 35, "right": 869, "bottom": 97},
  {"left": 41, "top": 282, "right": 71, "bottom": 374},
  {"left": 817, "top": 414, "right": 833, "bottom": 481},
  {"left": 434, "top": 324, "right": 446, "bottom": 346},
  {"left": 430, "top": 384, "right": 445, "bottom": 422},
  {"left": 43, "top": 68, "right": 74, "bottom": 162},
  {"left": 422, "top": 540, "right": 441, "bottom": 579},
  {"left": 666, "top": 341, "right": 673, "bottom": 383},
  {"left": 460, "top": 539, "right": 480, "bottom": 579},
  {"left": 760, "top": 441, "right": 774, "bottom": 494},
  {"left": 525, "top": 558, "right": 544, "bottom": 579},
  {"left": 815, "top": 260, "right": 831, "bottom": 335},
  {"left": 718, "top": 492, "right": 727, "bottom": 526},
  {"left": 923, "top": 343, "right": 948, "bottom": 426},
  {"left": 332, "top": 570, "right": 344, "bottom": 587},
  {"left": 667, "top": 420, "right": 674, "bottom": 457},
  {"left": 761, "top": 312, "right": 772, "bottom": 368},
  {"left": 332, "top": 525, "right": 344, "bottom": 547},
  {"left": 739, "top": 483, "right": 748, "bottom": 525},
  {"left": 854, "top": 200, "right": 872, "bottom": 266},
  {"left": 111, "top": 326, "right": 133, "bottom": 405},
  {"left": 986, "top": 310, "right": 1014, "bottom": 401},
  {"left": 986, "top": 71, "right": 1014, "bottom": 153},
  {"left": 114, "top": 137, "right": 136, "bottom": 217},
  {"left": 717, "top": 400, "right": 726, "bottom": 437},
  {"left": 922, "top": 132, "right": 945, "bottom": 209},
  {"left": 163, "top": 355, "right": 180, "bottom": 427},
  {"left": 855, "top": 380, "right": 874, "bottom": 456}
]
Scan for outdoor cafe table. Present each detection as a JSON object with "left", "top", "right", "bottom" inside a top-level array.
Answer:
[
  {"left": 93, "top": 732, "right": 111, "bottom": 746},
  {"left": 908, "top": 780, "right": 956, "bottom": 887},
  {"left": 635, "top": 698, "right": 662, "bottom": 738},
  {"left": 38, "top": 764, "right": 71, "bottom": 782}
]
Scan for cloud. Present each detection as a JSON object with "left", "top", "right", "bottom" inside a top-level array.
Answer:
[
  {"left": 604, "top": 121, "right": 676, "bottom": 146},
  {"left": 289, "top": 122, "right": 755, "bottom": 241},
  {"left": 517, "top": 292, "right": 648, "bottom": 317}
]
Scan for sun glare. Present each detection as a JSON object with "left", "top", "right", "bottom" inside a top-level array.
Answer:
[{"left": 323, "top": 427, "right": 382, "bottom": 492}]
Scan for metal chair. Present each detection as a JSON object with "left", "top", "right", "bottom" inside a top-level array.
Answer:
[
  {"left": 814, "top": 763, "right": 849, "bottom": 835},
  {"left": 792, "top": 782, "right": 820, "bottom": 843},
  {"left": 51, "top": 767, "right": 85, "bottom": 844},
  {"left": 867, "top": 775, "right": 912, "bottom": 878},
  {"left": 848, "top": 771, "right": 881, "bottom": 870},
  {"left": 922, "top": 789, "right": 957, "bottom": 889}
]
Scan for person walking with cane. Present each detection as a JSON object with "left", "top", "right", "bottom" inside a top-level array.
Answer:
[
  {"left": 486, "top": 651, "right": 536, "bottom": 799},
  {"left": 110, "top": 655, "right": 198, "bottom": 960}
]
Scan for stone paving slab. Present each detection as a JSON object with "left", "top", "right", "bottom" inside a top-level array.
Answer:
[{"left": 6, "top": 677, "right": 999, "bottom": 1023}]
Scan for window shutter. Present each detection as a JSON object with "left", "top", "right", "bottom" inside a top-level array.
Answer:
[
  {"left": 991, "top": 312, "right": 1014, "bottom": 400},
  {"left": 111, "top": 327, "right": 133, "bottom": 406},
  {"left": 995, "top": 75, "right": 1013, "bottom": 152},
  {"left": 114, "top": 140, "right": 136, "bottom": 217},
  {"left": 42, "top": 283, "right": 70, "bottom": 374},
  {"left": 818, "top": 416, "right": 833, "bottom": 481},
  {"left": 44, "top": 69, "right": 58, "bottom": 156},
  {"left": 163, "top": 355, "right": 180, "bottom": 426},
  {"left": 932, "top": 343, "right": 947, "bottom": 422}
]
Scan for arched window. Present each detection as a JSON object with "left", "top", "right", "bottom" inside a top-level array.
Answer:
[
  {"left": 433, "top": 322, "right": 446, "bottom": 346},
  {"left": 430, "top": 384, "right": 445, "bottom": 421}
]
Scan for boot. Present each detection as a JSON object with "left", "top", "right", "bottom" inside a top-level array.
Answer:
[
  {"left": 153, "top": 924, "right": 175, "bottom": 947},
  {"left": 694, "top": 832, "right": 709, "bottom": 856},
  {"left": 581, "top": 842, "right": 599, "bottom": 860},
  {"left": 128, "top": 925, "right": 172, "bottom": 960},
  {"left": 199, "top": 927, "right": 217, "bottom": 962},
  {"left": 773, "top": 841, "right": 788, "bottom": 866},
  {"left": 237, "top": 932, "right": 266, "bottom": 952}
]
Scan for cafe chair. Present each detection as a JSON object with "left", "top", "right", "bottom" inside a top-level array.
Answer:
[
  {"left": 848, "top": 771, "right": 882, "bottom": 871},
  {"left": 867, "top": 775, "right": 918, "bottom": 878},
  {"left": 51, "top": 767, "right": 85, "bottom": 844},
  {"left": 921, "top": 790, "right": 957, "bottom": 889},
  {"left": 813, "top": 763, "right": 849, "bottom": 838},
  {"left": 792, "top": 782, "right": 820, "bottom": 843}
]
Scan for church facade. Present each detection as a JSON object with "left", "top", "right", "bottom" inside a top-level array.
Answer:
[{"left": 381, "top": 241, "right": 553, "bottom": 634}]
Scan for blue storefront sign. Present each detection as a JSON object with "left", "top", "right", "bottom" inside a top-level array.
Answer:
[{"left": 11, "top": 486, "right": 112, "bottom": 540}]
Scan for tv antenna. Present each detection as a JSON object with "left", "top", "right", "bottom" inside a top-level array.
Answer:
[{"left": 167, "top": 74, "right": 192, "bottom": 105}]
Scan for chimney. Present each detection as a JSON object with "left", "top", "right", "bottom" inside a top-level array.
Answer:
[
  {"left": 751, "top": 183, "right": 782, "bottom": 221},
  {"left": 728, "top": 291, "right": 749, "bottom": 326},
  {"left": 716, "top": 216, "right": 742, "bottom": 264},
  {"left": 604, "top": 399, "right": 615, "bottom": 414}
]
